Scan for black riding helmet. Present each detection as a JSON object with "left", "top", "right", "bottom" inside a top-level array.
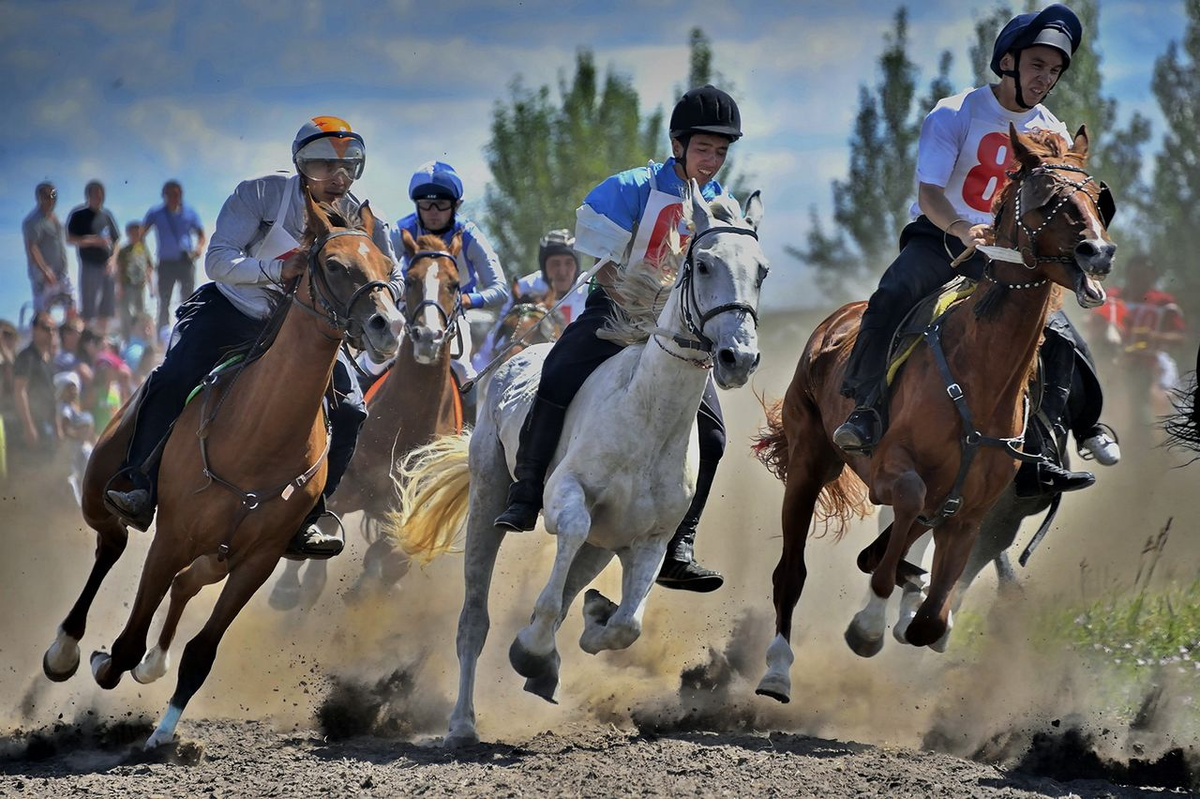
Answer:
[
  {"left": 537, "top": 229, "right": 580, "bottom": 283},
  {"left": 669, "top": 85, "right": 742, "bottom": 172},
  {"left": 991, "top": 4, "right": 1083, "bottom": 110}
]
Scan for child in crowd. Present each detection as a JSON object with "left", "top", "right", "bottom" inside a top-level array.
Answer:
[{"left": 116, "top": 221, "right": 154, "bottom": 340}]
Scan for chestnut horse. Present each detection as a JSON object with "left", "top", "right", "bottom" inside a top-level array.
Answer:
[
  {"left": 41, "top": 190, "right": 401, "bottom": 748},
  {"left": 753, "top": 126, "right": 1115, "bottom": 703},
  {"left": 268, "top": 230, "right": 465, "bottom": 609}
]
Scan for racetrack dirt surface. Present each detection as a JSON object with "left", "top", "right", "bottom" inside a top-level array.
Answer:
[{"left": 2, "top": 310, "right": 1199, "bottom": 796}]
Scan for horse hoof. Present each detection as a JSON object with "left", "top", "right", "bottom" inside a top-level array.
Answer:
[
  {"left": 268, "top": 581, "right": 301, "bottom": 612},
  {"left": 844, "top": 625, "right": 885, "bottom": 658},
  {"left": 755, "top": 675, "right": 791, "bottom": 704},
  {"left": 508, "top": 637, "right": 559, "bottom": 684},
  {"left": 444, "top": 731, "right": 480, "bottom": 749},
  {"left": 90, "top": 651, "right": 121, "bottom": 689},
  {"left": 132, "top": 647, "right": 170, "bottom": 685},
  {"left": 144, "top": 730, "right": 175, "bottom": 751},
  {"left": 904, "top": 617, "right": 946, "bottom": 648},
  {"left": 582, "top": 589, "right": 618, "bottom": 627},
  {"left": 523, "top": 673, "right": 560, "bottom": 704},
  {"left": 42, "top": 648, "right": 80, "bottom": 683}
]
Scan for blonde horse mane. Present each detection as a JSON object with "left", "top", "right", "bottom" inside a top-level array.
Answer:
[{"left": 598, "top": 191, "right": 745, "bottom": 347}]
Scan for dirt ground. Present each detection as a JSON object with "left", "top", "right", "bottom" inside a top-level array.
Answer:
[{"left": 2, "top": 310, "right": 1199, "bottom": 797}]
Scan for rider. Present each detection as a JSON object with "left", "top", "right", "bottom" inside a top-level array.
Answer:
[
  {"left": 831, "top": 3, "right": 1119, "bottom": 494},
  {"left": 494, "top": 85, "right": 742, "bottom": 593},
  {"left": 392, "top": 161, "right": 507, "bottom": 388},
  {"left": 105, "top": 116, "right": 400, "bottom": 558}
]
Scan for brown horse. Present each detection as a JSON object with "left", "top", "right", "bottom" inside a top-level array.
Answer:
[
  {"left": 492, "top": 297, "right": 565, "bottom": 362},
  {"left": 752, "top": 125, "right": 1115, "bottom": 703},
  {"left": 269, "top": 230, "right": 466, "bottom": 609},
  {"left": 41, "top": 189, "right": 401, "bottom": 748}
]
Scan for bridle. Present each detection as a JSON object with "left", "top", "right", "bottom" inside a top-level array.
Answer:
[
  {"left": 657, "top": 225, "right": 763, "bottom": 365},
  {"left": 1006, "top": 162, "right": 1114, "bottom": 270},
  {"left": 291, "top": 229, "right": 399, "bottom": 347},
  {"left": 403, "top": 249, "right": 463, "bottom": 351}
]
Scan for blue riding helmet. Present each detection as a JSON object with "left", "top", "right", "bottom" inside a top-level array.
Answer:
[
  {"left": 408, "top": 161, "right": 464, "bottom": 202},
  {"left": 991, "top": 4, "right": 1082, "bottom": 77}
]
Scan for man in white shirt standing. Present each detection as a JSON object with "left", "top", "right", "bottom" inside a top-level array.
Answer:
[{"left": 833, "top": 3, "right": 1118, "bottom": 494}]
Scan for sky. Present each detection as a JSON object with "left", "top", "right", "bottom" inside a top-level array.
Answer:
[{"left": 1, "top": 0, "right": 1189, "bottom": 328}]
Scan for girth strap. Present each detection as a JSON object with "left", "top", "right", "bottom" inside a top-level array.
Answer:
[{"left": 916, "top": 312, "right": 1041, "bottom": 528}]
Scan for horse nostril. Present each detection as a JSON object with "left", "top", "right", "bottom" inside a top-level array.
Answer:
[
  {"left": 367, "top": 314, "right": 387, "bottom": 332},
  {"left": 718, "top": 349, "right": 737, "bottom": 367},
  {"left": 1075, "top": 240, "right": 1100, "bottom": 259},
  {"left": 411, "top": 328, "right": 422, "bottom": 342},
  {"left": 752, "top": 353, "right": 762, "bottom": 369}
]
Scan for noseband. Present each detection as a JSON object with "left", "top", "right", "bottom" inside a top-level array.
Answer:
[
  {"left": 1006, "top": 163, "right": 1114, "bottom": 270},
  {"left": 294, "top": 229, "right": 399, "bottom": 346},
  {"left": 672, "top": 225, "right": 763, "bottom": 356},
  {"left": 404, "top": 249, "right": 463, "bottom": 348}
]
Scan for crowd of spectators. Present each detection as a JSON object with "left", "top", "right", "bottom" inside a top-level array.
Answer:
[{"left": 2, "top": 178, "right": 204, "bottom": 496}]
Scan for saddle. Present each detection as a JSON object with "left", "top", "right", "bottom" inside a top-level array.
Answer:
[{"left": 884, "top": 278, "right": 978, "bottom": 386}]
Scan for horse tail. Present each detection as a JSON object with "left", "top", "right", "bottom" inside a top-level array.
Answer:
[
  {"left": 385, "top": 432, "right": 472, "bottom": 563},
  {"left": 1165, "top": 343, "right": 1200, "bottom": 455},
  {"left": 751, "top": 393, "right": 790, "bottom": 482}
]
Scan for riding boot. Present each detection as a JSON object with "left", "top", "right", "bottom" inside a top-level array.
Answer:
[
  {"left": 1014, "top": 459, "right": 1096, "bottom": 498},
  {"left": 285, "top": 495, "right": 345, "bottom": 561},
  {"left": 656, "top": 458, "right": 724, "bottom": 593},
  {"left": 104, "top": 375, "right": 173, "bottom": 532},
  {"left": 834, "top": 326, "right": 889, "bottom": 453},
  {"left": 494, "top": 396, "right": 569, "bottom": 532}
]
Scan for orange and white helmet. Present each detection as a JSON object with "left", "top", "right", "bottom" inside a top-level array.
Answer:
[{"left": 292, "top": 116, "right": 366, "bottom": 181}]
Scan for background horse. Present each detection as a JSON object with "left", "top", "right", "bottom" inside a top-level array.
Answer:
[
  {"left": 41, "top": 190, "right": 400, "bottom": 748},
  {"left": 752, "top": 126, "right": 1115, "bottom": 704},
  {"left": 388, "top": 185, "right": 766, "bottom": 746},
  {"left": 268, "top": 231, "right": 465, "bottom": 610}
]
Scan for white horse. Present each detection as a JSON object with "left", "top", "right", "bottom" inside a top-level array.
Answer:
[{"left": 389, "top": 184, "right": 767, "bottom": 746}]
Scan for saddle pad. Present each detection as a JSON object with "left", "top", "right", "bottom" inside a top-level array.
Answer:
[
  {"left": 885, "top": 280, "right": 978, "bottom": 386},
  {"left": 184, "top": 353, "right": 246, "bottom": 407}
]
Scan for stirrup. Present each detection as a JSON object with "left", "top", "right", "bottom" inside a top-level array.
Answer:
[
  {"left": 833, "top": 407, "right": 881, "bottom": 453},
  {"left": 283, "top": 509, "right": 345, "bottom": 561}
]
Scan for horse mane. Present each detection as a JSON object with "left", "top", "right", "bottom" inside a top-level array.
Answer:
[{"left": 598, "top": 191, "right": 747, "bottom": 347}]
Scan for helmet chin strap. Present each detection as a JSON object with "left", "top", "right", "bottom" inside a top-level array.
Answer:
[{"left": 1000, "top": 50, "right": 1060, "bottom": 111}]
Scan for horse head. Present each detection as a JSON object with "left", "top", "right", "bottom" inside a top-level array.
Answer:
[
  {"left": 679, "top": 182, "right": 768, "bottom": 389},
  {"left": 301, "top": 189, "right": 401, "bottom": 362},
  {"left": 500, "top": 301, "right": 563, "bottom": 361},
  {"left": 993, "top": 123, "right": 1116, "bottom": 309},
  {"left": 399, "top": 229, "right": 463, "bottom": 365}
]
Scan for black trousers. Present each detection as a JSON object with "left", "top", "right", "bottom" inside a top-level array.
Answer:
[
  {"left": 841, "top": 216, "right": 987, "bottom": 406},
  {"left": 125, "top": 283, "right": 366, "bottom": 497},
  {"left": 536, "top": 287, "right": 726, "bottom": 462}
]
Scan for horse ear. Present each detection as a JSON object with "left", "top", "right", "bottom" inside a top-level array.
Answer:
[
  {"left": 689, "top": 179, "right": 713, "bottom": 233},
  {"left": 304, "top": 186, "right": 332, "bottom": 238},
  {"left": 1071, "top": 125, "right": 1090, "bottom": 158},
  {"left": 400, "top": 229, "right": 418, "bottom": 256},
  {"left": 358, "top": 200, "right": 377, "bottom": 237},
  {"left": 1007, "top": 122, "right": 1038, "bottom": 169},
  {"left": 743, "top": 190, "right": 764, "bottom": 233},
  {"left": 449, "top": 231, "right": 464, "bottom": 258}
]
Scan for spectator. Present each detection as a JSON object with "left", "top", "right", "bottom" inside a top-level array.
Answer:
[
  {"left": 122, "top": 313, "right": 160, "bottom": 382},
  {"left": 55, "top": 370, "right": 95, "bottom": 502},
  {"left": 55, "top": 316, "right": 85, "bottom": 374},
  {"left": 23, "top": 182, "right": 74, "bottom": 315},
  {"left": 142, "top": 180, "right": 205, "bottom": 331},
  {"left": 66, "top": 181, "right": 120, "bottom": 334},
  {"left": 89, "top": 338, "right": 130, "bottom": 432},
  {"left": 12, "top": 311, "right": 59, "bottom": 465},
  {"left": 116, "top": 220, "right": 154, "bottom": 339},
  {"left": 0, "top": 320, "right": 18, "bottom": 479}
]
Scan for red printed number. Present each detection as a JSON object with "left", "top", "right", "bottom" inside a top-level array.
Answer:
[{"left": 961, "top": 132, "right": 1012, "bottom": 213}]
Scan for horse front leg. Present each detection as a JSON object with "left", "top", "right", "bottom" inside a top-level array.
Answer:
[
  {"left": 906, "top": 518, "right": 979, "bottom": 649},
  {"left": 578, "top": 535, "right": 669, "bottom": 654},
  {"left": 509, "top": 475, "right": 589, "bottom": 701},
  {"left": 134, "top": 555, "right": 228, "bottom": 685}
]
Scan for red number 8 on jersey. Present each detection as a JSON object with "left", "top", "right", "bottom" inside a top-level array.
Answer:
[{"left": 961, "top": 132, "right": 1013, "bottom": 213}]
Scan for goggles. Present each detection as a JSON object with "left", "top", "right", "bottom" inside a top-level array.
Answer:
[
  {"left": 416, "top": 199, "right": 454, "bottom": 212},
  {"left": 294, "top": 137, "right": 365, "bottom": 181}
]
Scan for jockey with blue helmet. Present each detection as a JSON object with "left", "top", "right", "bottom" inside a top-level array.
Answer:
[
  {"left": 393, "top": 161, "right": 507, "bottom": 384},
  {"left": 106, "top": 116, "right": 401, "bottom": 558},
  {"left": 494, "top": 85, "right": 744, "bottom": 593},
  {"left": 833, "top": 4, "right": 1120, "bottom": 493}
]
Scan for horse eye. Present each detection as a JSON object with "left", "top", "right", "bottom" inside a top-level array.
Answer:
[
  {"left": 450, "top": 282, "right": 460, "bottom": 291},
  {"left": 696, "top": 259, "right": 710, "bottom": 275},
  {"left": 324, "top": 258, "right": 343, "bottom": 272}
]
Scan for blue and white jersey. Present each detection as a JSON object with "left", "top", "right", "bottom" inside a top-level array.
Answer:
[
  {"left": 574, "top": 157, "right": 732, "bottom": 267},
  {"left": 392, "top": 214, "right": 507, "bottom": 310}
]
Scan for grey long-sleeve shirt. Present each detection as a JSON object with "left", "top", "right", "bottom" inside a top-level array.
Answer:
[{"left": 205, "top": 173, "right": 399, "bottom": 319}]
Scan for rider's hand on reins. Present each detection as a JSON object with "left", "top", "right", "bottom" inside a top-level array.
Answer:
[{"left": 280, "top": 250, "right": 306, "bottom": 283}]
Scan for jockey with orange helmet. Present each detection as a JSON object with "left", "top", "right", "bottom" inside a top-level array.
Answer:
[
  {"left": 494, "top": 85, "right": 744, "bottom": 593},
  {"left": 105, "top": 116, "right": 401, "bottom": 558},
  {"left": 831, "top": 4, "right": 1120, "bottom": 493}
]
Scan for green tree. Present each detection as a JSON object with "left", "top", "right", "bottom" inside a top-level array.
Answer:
[
  {"left": 482, "top": 51, "right": 663, "bottom": 278},
  {"left": 683, "top": 27, "right": 754, "bottom": 198},
  {"left": 1149, "top": 0, "right": 1200, "bottom": 314},
  {"left": 788, "top": 8, "right": 951, "bottom": 299}
]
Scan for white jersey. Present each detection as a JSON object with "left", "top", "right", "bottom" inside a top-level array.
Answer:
[{"left": 911, "top": 85, "right": 1071, "bottom": 225}]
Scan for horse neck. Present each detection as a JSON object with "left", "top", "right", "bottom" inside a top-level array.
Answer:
[
  {"left": 626, "top": 282, "right": 711, "bottom": 420},
  {"left": 246, "top": 282, "right": 342, "bottom": 432},
  {"left": 391, "top": 335, "right": 453, "bottom": 415}
]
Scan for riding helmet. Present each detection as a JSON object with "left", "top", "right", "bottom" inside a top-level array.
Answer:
[
  {"left": 991, "top": 4, "right": 1083, "bottom": 77},
  {"left": 669, "top": 85, "right": 742, "bottom": 141},
  {"left": 408, "top": 161, "right": 464, "bottom": 202}
]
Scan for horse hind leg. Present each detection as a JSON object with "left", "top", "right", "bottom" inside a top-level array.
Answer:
[
  {"left": 447, "top": 438, "right": 509, "bottom": 748},
  {"left": 134, "top": 555, "right": 228, "bottom": 685},
  {"left": 146, "top": 550, "right": 278, "bottom": 749},
  {"left": 267, "top": 560, "right": 304, "bottom": 612}
]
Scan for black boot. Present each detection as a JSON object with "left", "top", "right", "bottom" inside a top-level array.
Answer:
[
  {"left": 104, "top": 470, "right": 155, "bottom": 532},
  {"left": 285, "top": 496, "right": 345, "bottom": 560},
  {"left": 1014, "top": 459, "right": 1095, "bottom": 498},
  {"left": 494, "top": 397, "right": 568, "bottom": 532},
  {"left": 833, "top": 406, "right": 882, "bottom": 453},
  {"left": 656, "top": 458, "right": 724, "bottom": 593}
]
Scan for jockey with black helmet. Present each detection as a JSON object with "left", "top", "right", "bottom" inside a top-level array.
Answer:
[
  {"left": 832, "top": 4, "right": 1119, "bottom": 494},
  {"left": 494, "top": 85, "right": 743, "bottom": 593},
  {"left": 105, "top": 116, "right": 401, "bottom": 558}
]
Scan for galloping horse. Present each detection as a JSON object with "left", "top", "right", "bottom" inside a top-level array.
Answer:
[
  {"left": 389, "top": 185, "right": 766, "bottom": 746},
  {"left": 492, "top": 298, "right": 565, "bottom": 361},
  {"left": 41, "top": 190, "right": 401, "bottom": 748},
  {"left": 268, "top": 231, "right": 465, "bottom": 609},
  {"left": 752, "top": 126, "right": 1115, "bottom": 704}
]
